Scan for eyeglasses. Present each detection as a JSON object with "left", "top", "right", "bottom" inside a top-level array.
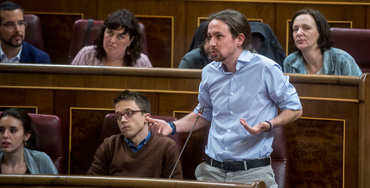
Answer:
[
  {"left": 1, "top": 21, "right": 28, "bottom": 29},
  {"left": 114, "top": 110, "right": 145, "bottom": 121}
]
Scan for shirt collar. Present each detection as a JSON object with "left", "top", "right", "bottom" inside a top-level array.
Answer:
[
  {"left": 216, "top": 50, "right": 253, "bottom": 73},
  {"left": 322, "top": 48, "right": 334, "bottom": 74},
  {"left": 291, "top": 49, "right": 334, "bottom": 74},
  {"left": 291, "top": 54, "right": 306, "bottom": 70},
  {"left": 124, "top": 131, "right": 152, "bottom": 152},
  {"left": 0, "top": 42, "right": 23, "bottom": 63}
]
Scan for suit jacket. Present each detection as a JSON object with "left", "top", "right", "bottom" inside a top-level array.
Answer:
[{"left": 20, "top": 41, "right": 51, "bottom": 64}]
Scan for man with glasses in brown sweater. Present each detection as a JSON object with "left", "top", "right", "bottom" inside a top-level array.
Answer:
[{"left": 87, "top": 90, "right": 182, "bottom": 179}]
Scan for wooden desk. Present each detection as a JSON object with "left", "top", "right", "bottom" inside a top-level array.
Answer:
[
  {"left": 0, "top": 64, "right": 369, "bottom": 188},
  {"left": 0, "top": 174, "right": 266, "bottom": 188}
]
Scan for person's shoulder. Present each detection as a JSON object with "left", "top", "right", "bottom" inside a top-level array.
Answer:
[
  {"left": 79, "top": 45, "right": 95, "bottom": 54},
  {"left": 202, "top": 61, "right": 219, "bottom": 72},
  {"left": 135, "top": 53, "right": 152, "bottom": 67},
  {"left": 152, "top": 134, "right": 175, "bottom": 142},
  {"left": 187, "top": 48, "right": 202, "bottom": 55},
  {"left": 24, "top": 148, "right": 51, "bottom": 159},
  {"left": 329, "top": 47, "right": 352, "bottom": 57},
  {"left": 151, "top": 134, "right": 176, "bottom": 146},
  {"left": 284, "top": 51, "right": 299, "bottom": 62},
  {"left": 253, "top": 52, "right": 276, "bottom": 63},
  {"left": 328, "top": 47, "right": 355, "bottom": 62},
  {"left": 250, "top": 52, "right": 281, "bottom": 70},
  {"left": 103, "top": 134, "right": 122, "bottom": 143},
  {"left": 22, "top": 41, "right": 48, "bottom": 55}
]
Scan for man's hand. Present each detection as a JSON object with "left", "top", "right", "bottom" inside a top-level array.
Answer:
[
  {"left": 239, "top": 119, "right": 270, "bottom": 135},
  {"left": 146, "top": 116, "right": 173, "bottom": 136}
]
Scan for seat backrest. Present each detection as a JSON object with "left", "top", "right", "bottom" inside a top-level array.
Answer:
[
  {"left": 331, "top": 27, "right": 370, "bottom": 73},
  {"left": 0, "top": 112, "right": 64, "bottom": 174},
  {"left": 24, "top": 14, "right": 45, "bottom": 51},
  {"left": 271, "top": 126, "right": 289, "bottom": 188},
  {"left": 28, "top": 113, "right": 65, "bottom": 174},
  {"left": 67, "top": 19, "right": 148, "bottom": 64},
  {"left": 98, "top": 113, "right": 177, "bottom": 146}
]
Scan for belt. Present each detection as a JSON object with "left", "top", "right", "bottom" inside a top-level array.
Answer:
[{"left": 205, "top": 156, "right": 271, "bottom": 172}]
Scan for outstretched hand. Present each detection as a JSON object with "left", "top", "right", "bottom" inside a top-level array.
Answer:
[
  {"left": 239, "top": 119, "right": 269, "bottom": 135},
  {"left": 146, "top": 116, "right": 173, "bottom": 136}
]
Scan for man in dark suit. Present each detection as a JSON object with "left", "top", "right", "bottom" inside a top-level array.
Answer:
[{"left": 0, "top": 1, "right": 50, "bottom": 64}]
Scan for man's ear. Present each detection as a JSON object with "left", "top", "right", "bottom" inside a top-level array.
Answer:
[
  {"left": 144, "top": 113, "right": 151, "bottom": 124},
  {"left": 236, "top": 33, "right": 245, "bottom": 47}
]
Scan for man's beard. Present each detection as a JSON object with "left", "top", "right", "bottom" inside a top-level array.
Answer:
[
  {"left": 2, "top": 34, "right": 23, "bottom": 48},
  {"left": 211, "top": 53, "right": 225, "bottom": 62}
]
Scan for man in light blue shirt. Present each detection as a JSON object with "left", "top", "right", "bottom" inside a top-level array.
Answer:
[{"left": 147, "top": 9, "right": 302, "bottom": 187}]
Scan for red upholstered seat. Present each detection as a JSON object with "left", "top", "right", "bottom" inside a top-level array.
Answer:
[
  {"left": 271, "top": 127, "right": 289, "bottom": 188},
  {"left": 28, "top": 113, "right": 65, "bottom": 174},
  {"left": 67, "top": 19, "right": 148, "bottom": 64},
  {"left": 24, "top": 14, "right": 45, "bottom": 51},
  {"left": 331, "top": 27, "right": 370, "bottom": 73}
]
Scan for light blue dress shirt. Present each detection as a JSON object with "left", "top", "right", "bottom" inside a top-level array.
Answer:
[
  {"left": 283, "top": 47, "right": 362, "bottom": 76},
  {"left": 194, "top": 50, "right": 302, "bottom": 161}
]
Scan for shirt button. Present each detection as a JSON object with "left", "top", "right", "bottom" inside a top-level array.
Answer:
[
  {"left": 231, "top": 92, "right": 234, "bottom": 96},
  {"left": 230, "top": 111, "right": 234, "bottom": 115},
  {"left": 225, "top": 147, "right": 228, "bottom": 151},
  {"left": 227, "top": 129, "right": 231, "bottom": 132}
]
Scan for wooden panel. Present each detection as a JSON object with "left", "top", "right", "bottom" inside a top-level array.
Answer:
[
  {"left": 137, "top": 17, "right": 173, "bottom": 68},
  {"left": 286, "top": 119, "right": 344, "bottom": 188},
  {"left": 70, "top": 108, "right": 114, "bottom": 174},
  {"left": 286, "top": 99, "right": 359, "bottom": 188},
  {"left": 33, "top": 14, "right": 82, "bottom": 64}
]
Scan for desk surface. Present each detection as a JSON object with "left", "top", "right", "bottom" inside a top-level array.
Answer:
[{"left": 0, "top": 174, "right": 266, "bottom": 188}]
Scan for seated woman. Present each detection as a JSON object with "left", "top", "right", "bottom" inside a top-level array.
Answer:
[
  {"left": 0, "top": 108, "right": 58, "bottom": 174},
  {"left": 284, "top": 9, "right": 362, "bottom": 76},
  {"left": 71, "top": 9, "right": 152, "bottom": 67}
]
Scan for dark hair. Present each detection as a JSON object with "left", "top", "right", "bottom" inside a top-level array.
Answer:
[
  {"left": 0, "top": 1, "right": 24, "bottom": 23},
  {"left": 94, "top": 9, "right": 142, "bottom": 66},
  {"left": 290, "top": 8, "right": 333, "bottom": 56},
  {"left": 206, "top": 9, "right": 252, "bottom": 50},
  {"left": 0, "top": 108, "right": 39, "bottom": 149},
  {"left": 113, "top": 90, "right": 151, "bottom": 113}
]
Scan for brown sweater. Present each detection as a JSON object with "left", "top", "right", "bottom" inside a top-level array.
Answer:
[{"left": 87, "top": 134, "right": 183, "bottom": 179}]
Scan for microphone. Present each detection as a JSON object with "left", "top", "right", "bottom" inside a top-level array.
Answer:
[{"left": 169, "top": 106, "right": 205, "bottom": 179}]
